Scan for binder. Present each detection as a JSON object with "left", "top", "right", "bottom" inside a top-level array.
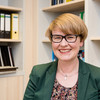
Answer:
[
  {"left": 11, "top": 13, "right": 19, "bottom": 39},
  {"left": 66, "top": 0, "right": 72, "bottom": 2},
  {"left": 0, "top": 13, "right": 5, "bottom": 38},
  {"left": 4, "top": 14, "right": 11, "bottom": 38}
]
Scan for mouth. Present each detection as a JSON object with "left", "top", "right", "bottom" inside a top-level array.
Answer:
[{"left": 59, "top": 49, "right": 71, "bottom": 53}]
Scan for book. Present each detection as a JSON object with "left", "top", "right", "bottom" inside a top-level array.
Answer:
[
  {"left": 8, "top": 46, "right": 15, "bottom": 66},
  {"left": 0, "top": 46, "right": 11, "bottom": 66},
  {"left": 0, "top": 46, "right": 17, "bottom": 73},
  {"left": 0, "top": 13, "right": 5, "bottom": 38},
  {"left": 79, "top": 11, "right": 84, "bottom": 20},
  {"left": 4, "top": 14, "right": 11, "bottom": 38},
  {"left": 52, "top": 50, "right": 57, "bottom": 61},
  {"left": 11, "top": 13, "right": 19, "bottom": 39},
  {"left": 0, "top": 58, "right": 1, "bottom": 66},
  {"left": 0, "top": 48, "right": 4, "bottom": 66},
  {"left": 59, "top": 0, "right": 64, "bottom": 4},
  {"left": 78, "top": 50, "right": 85, "bottom": 61},
  {"left": 51, "top": 0, "right": 58, "bottom": 5}
]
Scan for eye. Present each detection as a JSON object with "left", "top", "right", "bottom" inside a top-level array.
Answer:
[
  {"left": 54, "top": 36, "right": 62, "bottom": 39},
  {"left": 67, "top": 36, "right": 74, "bottom": 39}
]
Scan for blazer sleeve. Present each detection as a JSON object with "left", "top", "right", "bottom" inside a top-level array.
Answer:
[{"left": 23, "top": 66, "right": 39, "bottom": 100}]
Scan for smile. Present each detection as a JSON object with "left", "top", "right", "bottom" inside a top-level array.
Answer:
[{"left": 59, "top": 49, "right": 71, "bottom": 53}]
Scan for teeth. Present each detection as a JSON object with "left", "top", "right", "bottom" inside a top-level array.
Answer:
[{"left": 60, "top": 50, "right": 70, "bottom": 52}]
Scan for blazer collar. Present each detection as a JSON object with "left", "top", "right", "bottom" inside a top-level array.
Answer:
[
  {"left": 77, "top": 59, "right": 90, "bottom": 100},
  {"left": 43, "top": 60, "right": 58, "bottom": 100},
  {"left": 43, "top": 59, "right": 90, "bottom": 100}
]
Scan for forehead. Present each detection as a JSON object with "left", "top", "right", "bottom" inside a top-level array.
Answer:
[{"left": 52, "top": 26, "right": 73, "bottom": 35}]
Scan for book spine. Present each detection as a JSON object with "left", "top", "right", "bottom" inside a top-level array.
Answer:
[
  {"left": 51, "top": 0, "right": 58, "bottom": 5},
  {"left": 78, "top": 50, "right": 85, "bottom": 61},
  {"left": 0, "top": 46, "right": 11, "bottom": 66},
  {"left": 52, "top": 50, "right": 57, "bottom": 61},
  {"left": 66, "top": 0, "right": 72, "bottom": 2},
  {"left": 79, "top": 11, "right": 84, "bottom": 21},
  {"left": 0, "top": 13, "right": 5, "bottom": 38},
  {"left": 59, "top": 0, "right": 64, "bottom": 4},
  {"left": 9, "top": 47, "right": 15, "bottom": 66},
  {"left": 11, "top": 13, "right": 19, "bottom": 39},
  {"left": 0, "top": 48, "right": 4, "bottom": 66},
  {"left": 4, "top": 14, "right": 11, "bottom": 38}
]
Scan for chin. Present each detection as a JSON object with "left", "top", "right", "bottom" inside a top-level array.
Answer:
[
  {"left": 58, "top": 57, "right": 71, "bottom": 62},
  {"left": 58, "top": 56, "right": 77, "bottom": 62}
]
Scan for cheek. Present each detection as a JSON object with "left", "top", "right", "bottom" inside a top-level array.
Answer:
[
  {"left": 70, "top": 42, "right": 81, "bottom": 51},
  {"left": 52, "top": 43, "right": 58, "bottom": 49},
  {"left": 52, "top": 43, "right": 59, "bottom": 54}
]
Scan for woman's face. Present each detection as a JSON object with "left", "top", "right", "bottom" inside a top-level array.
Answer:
[{"left": 51, "top": 27, "right": 83, "bottom": 62}]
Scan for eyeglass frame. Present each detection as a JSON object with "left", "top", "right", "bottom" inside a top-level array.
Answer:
[{"left": 51, "top": 34, "right": 81, "bottom": 43}]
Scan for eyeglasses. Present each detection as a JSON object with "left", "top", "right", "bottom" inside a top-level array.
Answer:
[{"left": 51, "top": 34, "right": 81, "bottom": 43}]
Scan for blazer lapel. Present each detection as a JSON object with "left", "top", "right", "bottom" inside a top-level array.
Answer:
[
  {"left": 43, "top": 60, "right": 58, "bottom": 100},
  {"left": 42, "top": 59, "right": 90, "bottom": 100},
  {"left": 77, "top": 59, "right": 90, "bottom": 100}
]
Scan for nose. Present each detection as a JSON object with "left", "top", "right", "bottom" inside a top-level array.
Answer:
[{"left": 60, "top": 38, "right": 69, "bottom": 46}]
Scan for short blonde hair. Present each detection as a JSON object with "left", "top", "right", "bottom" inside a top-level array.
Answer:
[{"left": 45, "top": 13, "right": 88, "bottom": 41}]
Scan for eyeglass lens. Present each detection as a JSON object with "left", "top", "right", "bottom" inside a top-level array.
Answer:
[{"left": 52, "top": 34, "right": 78, "bottom": 43}]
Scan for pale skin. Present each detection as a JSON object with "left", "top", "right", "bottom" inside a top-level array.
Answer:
[{"left": 52, "top": 27, "right": 84, "bottom": 88}]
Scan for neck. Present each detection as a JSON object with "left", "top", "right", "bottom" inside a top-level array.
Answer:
[{"left": 58, "top": 57, "right": 79, "bottom": 74}]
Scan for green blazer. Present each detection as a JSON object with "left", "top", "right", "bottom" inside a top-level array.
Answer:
[{"left": 23, "top": 59, "right": 100, "bottom": 100}]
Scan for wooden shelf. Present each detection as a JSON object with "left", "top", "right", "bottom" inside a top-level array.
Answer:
[
  {"left": 0, "top": 5, "right": 22, "bottom": 12},
  {"left": 93, "top": 0, "right": 100, "bottom": 1},
  {"left": 42, "top": 40, "right": 51, "bottom": 43},
  {"left": 0, "top": 66, "right": 18, "bottom": 75},
  {"left": 42, "top": 0, "right": 84, "bottom": 12},
  {"left": 0, "top": 66, "right": 18, "bottom": 70},
  {"left": 91, "top": 37, "right": 100, "bottom": 41},
  {"left": 0, "top": 39, "right": 22, "bottom": 42}
]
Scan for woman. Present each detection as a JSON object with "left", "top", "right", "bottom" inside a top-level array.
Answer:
[{"left": 23, "top": 13, "right": 100, "bottom": 100}]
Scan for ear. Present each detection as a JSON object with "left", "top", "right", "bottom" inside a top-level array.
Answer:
[{"left": 80, "top": 40, "right": 84, "bottom": 47}]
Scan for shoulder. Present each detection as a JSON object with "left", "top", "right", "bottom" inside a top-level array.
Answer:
[
  {"left": 85, "top": 62, "right": 100, "bottom": 76},
  {"left": 84, "top": 61, "right": 100, "bottom": 88},
  {"left": 79, "top": 58, "right": 100, "bottom": 76},
  {"left": 79, "top": 59, "right": 100, "bottom": 81},
  {"left": 80, "top": 59, "right": 100, "bottom": 89},
  {"left": 30, "top": 60, "right": 57, "bottom": 77}
]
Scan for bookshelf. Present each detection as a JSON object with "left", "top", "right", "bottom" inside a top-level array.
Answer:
[
  {"left": 0, "top": 39, "right": 21, "bottom": 42},
  {"left": 38, "top": 0, "right": 100, "bottom": 67},
  {"left": 0, "top": 0, "right": 24, "bottom": 100},
  {"left": 38, "top": 0, "right": 85, "bottom": 64},
  {"left": 42, "top": 0, "right": 84, "bottom": 43},
  {"left": 85, "top": 0, "right": 100, "bottom": 67},
  {"left": 42, "top": 39, "right": 51, "bottom": 43},
  {"left": 0, "top": 0, "right": 24, "bottom": 75},
  {"left": 90, "top": 37, "right": 100, "bottom": 41},
  {"left": 42, "top": 0, "right": 84, "bottom": 12},
  {"left": 0, "top": 5, "right": 22, "bottom": 11}
]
